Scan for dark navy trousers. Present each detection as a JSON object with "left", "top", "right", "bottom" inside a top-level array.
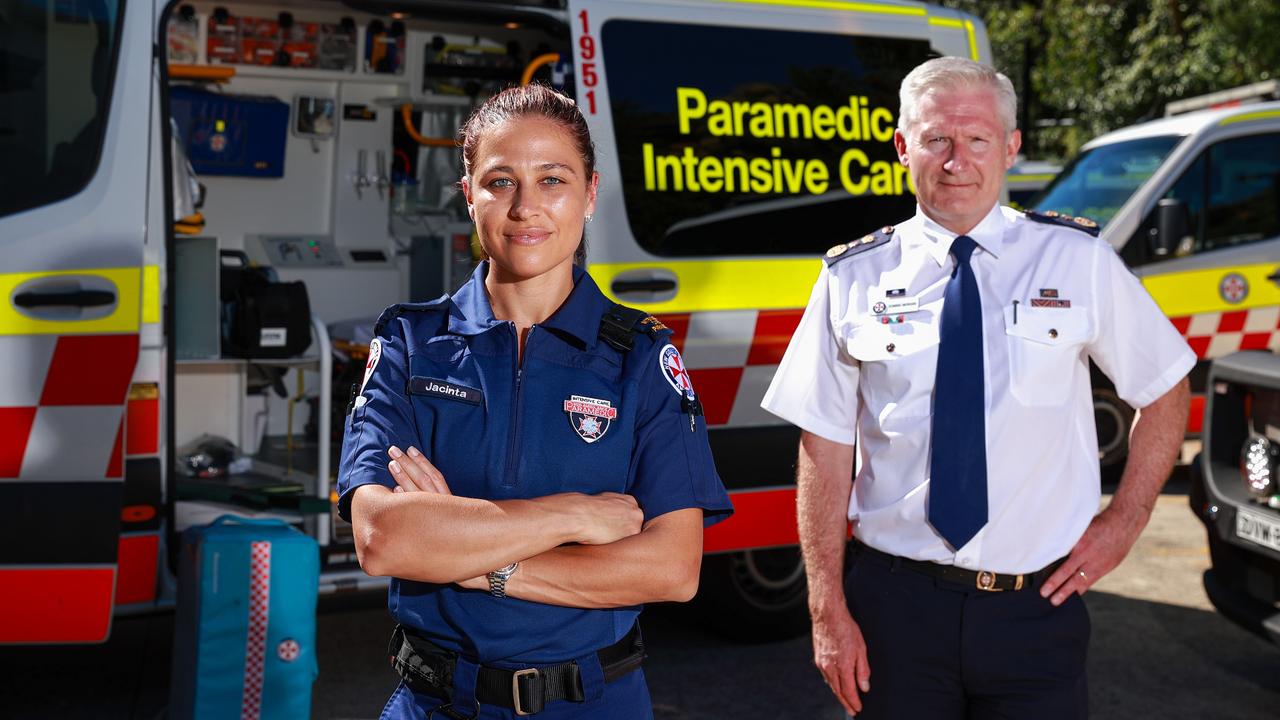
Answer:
[{"left": 846, "top": 544, "right": 1090, "bottom": 720}]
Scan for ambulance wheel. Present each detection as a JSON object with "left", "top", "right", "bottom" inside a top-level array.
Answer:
[
  {"left": 692, "top": 548, "right": 810, "bottom": 642},
  {"left": 1094, "top": 386, "right": 1134, "bottom": 486}
]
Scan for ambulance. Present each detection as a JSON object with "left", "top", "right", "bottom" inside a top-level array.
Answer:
[
  {"left": 1030, "top": 102, "right": 1280, "bottom": 480},
  {"left": 0, "top": 0, "right": 992, "bottom": 645}
]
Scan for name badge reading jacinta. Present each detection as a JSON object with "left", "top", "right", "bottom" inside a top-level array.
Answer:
[{"left": 408, "top": 376, "right": 483, "bottom": 405}]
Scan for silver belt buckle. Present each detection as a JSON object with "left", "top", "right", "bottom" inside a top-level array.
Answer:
[{"left": 512, "top": 667, "right": 540, "bottom": 716}]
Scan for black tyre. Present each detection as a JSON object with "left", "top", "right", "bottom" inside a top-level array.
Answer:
[
  {"left": 690, "top": 547, "right": 810, "bottom": 642},
  {"left": 1094, "top": 386, "right": 1134, "bottom": 486}
]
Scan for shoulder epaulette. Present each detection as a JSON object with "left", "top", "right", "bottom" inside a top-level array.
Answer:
[
  {"left": 1024, "top": 209, "right": 1100, "bottom": 237},
  {"left": 824, "top": 225, "right": 895, "bottom": 266},
  {"left": 373, "top": 297, "right": 451, "bottom": 335},
  {"left": 599, "top": 303, "right": 669, "bottom": 352}
]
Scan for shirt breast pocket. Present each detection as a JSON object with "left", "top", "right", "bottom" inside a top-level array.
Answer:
[
  {"left": 407, "top": 371, "right": 486, "bottom": 461},
  {"left": 844, "top": 320, "right": 939, "bottom": 424},
  {"left": 1003, "top": 306, "right": 1091, "bottom": 406}
]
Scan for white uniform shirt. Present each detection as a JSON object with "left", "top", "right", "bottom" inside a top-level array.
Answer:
[{"left": 762, "top": 203, "right": 1196, "bottom": 573}]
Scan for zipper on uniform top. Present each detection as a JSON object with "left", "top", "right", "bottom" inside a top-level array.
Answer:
[{"left": 503, "top": 323, "right": 530, "bottom": 488}]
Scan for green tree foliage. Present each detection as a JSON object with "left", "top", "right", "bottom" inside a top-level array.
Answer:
[{"left": 939, "top": 0, "right": 1280, "bottom": 160}]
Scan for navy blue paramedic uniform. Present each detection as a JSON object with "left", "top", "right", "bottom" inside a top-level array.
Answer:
[{"left": 337, "top": 262, "right": 734, "bottom": 719}]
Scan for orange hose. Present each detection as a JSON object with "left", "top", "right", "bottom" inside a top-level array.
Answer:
[
  {"left": 168, "top": 63, "right": 235, "bottom": 81},
  {"left": 521, "top": 53, "right": 560, "bottom": 86},
  {"left": 400, "top": 104, "right": 457, "bottom": 147}
]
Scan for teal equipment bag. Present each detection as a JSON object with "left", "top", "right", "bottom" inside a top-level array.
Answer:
[{"left": 170, "top": 515, "right": 320, "bottom": 719}]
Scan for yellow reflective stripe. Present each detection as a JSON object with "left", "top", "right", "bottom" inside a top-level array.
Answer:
[
  {"left": 1006, "top": 173, "right": 1056, "bottom": 183},
  {"left": 142, "top": 265, "right": 161, "bottom": 325},
  {"left": 713, "top": 0, "right": 926, "bottom": 16},
  {"left": 1219, "top": 109, "right": 1280, "bottom": 126},
  {"left": 0, "top": 267, "right": 141, "bottom": 336},
  {"left": 928, "top": 17, "right": 980, "bottom": 60},
  {"left": 589, "top": 259, "right": 821, "bottom": 313},
  {"left": 1142, "top": 262, "right": 1280, "bottom": 316},
  {"left": 712, "top": 2, "right": 980, "bottom": 57}
]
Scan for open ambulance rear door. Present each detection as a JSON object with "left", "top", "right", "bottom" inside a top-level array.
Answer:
[
  {"left": 0, "top": 0, "right": 151, "bottom": 643},
  {"left": 568, "top": 0, "right": 989, "bottom": 636}
]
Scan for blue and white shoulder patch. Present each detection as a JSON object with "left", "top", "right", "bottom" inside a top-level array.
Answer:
[
  {"left": 824, "top": 225, "right": 895, "bottom": 266},
  {"left": 1024, "top": 209, "right": 1100, "bottom": 237}
]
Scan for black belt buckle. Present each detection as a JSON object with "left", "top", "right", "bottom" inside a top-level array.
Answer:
[{"left": 512, "top": 667, "right": 545, "bottom": 716}]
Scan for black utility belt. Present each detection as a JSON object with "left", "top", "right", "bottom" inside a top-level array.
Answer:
[
  {"left": 388, "top": 622, "right": 645, "bottom": 717},
  {"left": 856, "top": 541, "right": 1066, "bottom": 592}
]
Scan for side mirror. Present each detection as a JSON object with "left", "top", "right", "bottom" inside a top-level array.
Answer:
[{"left": 1152, "top": 198, "right": 1191, "bottom": 257}]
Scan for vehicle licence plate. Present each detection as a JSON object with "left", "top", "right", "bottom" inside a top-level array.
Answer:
[{"left": 1235, "top": 506, "right": 1280, "bottom": 553}]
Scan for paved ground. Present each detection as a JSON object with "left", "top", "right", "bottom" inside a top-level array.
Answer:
[{"left": 5, "top": 482, "right": 1279, "bottom": 719}]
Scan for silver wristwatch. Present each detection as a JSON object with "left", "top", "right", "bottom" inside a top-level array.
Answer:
[{"left": 487, "top": 562, "right": 519, "bottom": 598}]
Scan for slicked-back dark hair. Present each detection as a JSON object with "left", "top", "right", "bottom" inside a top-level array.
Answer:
[{"left": 459, "top": 83, "right": 596, "bottom": 179}]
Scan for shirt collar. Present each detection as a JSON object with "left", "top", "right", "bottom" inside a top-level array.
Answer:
[
  {"left": 447, "top": 261, "right": 612, "bottom": 349},
  {"left": 539, "top": 264, "right": 613, "bottom": 349},
  {"left": 446, "top": 262, "right": 504, "bottom": 336},
  {"left": 916, "top": 203, "right": 1008, "bottom": 266}
]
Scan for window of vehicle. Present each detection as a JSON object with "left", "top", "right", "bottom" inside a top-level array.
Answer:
[
  {"left": 0, "top": 0, "right": 122, "bottom": 219},
  {"left": 1203, "top": 132, "right": 1280, "bottom": 251},
  {"left": 1125, "top": 132, "right": 1280, "bottom": 266},
  {"left": 600, "top": 20, "right": 932, "bottom": 256},
  {"left": 1030, "top": 135, "right": 1183, "bottom": 230},
  {"left": 1122, "top": 155, "right": 1206, "bottom": 267}
]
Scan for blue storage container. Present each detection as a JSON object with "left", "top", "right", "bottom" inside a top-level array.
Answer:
[
  {"left": 170, "top": 86, "right": 289, "bottom": 177},
  {"left": 170, "top": 515, "right": 319, "bottom": 720}
]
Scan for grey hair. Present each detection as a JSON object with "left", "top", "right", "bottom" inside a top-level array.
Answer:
[{"left": 897, "top": 57, "right": 1018, "bottom": 136}]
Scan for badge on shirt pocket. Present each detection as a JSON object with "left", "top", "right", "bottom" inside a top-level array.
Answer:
[
  {"left": 1003, "top": 305, "right": 1091, "bottom": 407},
  {"left": 564, "top": 395, "right": 617, "bottom": 443}
]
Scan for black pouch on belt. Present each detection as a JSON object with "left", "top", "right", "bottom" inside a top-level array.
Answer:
[
  {"left": 388, "top": 623, "right": 646, "bottom": 715},
  {"left": 388, "top": 624, "right": 457, "bottom": 700}
]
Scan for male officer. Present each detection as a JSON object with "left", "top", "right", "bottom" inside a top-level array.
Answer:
[{"left": 762, "top": 57, "right": 1193, "bottom": 718}]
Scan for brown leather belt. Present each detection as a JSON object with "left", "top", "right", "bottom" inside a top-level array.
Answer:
[{"left": 856, "top": 541, "right": 1066, "bottom": 592}]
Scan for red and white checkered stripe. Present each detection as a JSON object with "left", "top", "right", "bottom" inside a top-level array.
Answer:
[
  {"left": 241, "top": 541, "right": 272, "bottom": 720},
  {"left": 664, "top": 305, "right": 1280, "bottom": 426},
  {"left": 0, "top": 334, "right": 139, "bottom": 480},
  {"left": 1170, "top": 307, "right": 1280, "bottom": 360},
  {"left": 657, "top": 309, "right": 804, "bottom": 428}
]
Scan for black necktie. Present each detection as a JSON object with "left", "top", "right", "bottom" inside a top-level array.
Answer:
[{"left": 928, "top": 234, "right": 988, "bottom": 550}]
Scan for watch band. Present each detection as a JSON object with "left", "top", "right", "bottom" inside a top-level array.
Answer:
[{"left": 487, "top": 562, "right": 518, "bottom": 598}]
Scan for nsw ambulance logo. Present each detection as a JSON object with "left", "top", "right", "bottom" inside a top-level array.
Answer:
[
  {"left": 564, "top": 395, "right": 618, "bottom": 443},
  {"left": 359, "top": 338, "right": 382, "bottom": 394},
  {"left": 660, "top": 344, "right": 695, "bottom": 398},
  {"left": 1220, "top": 272, "right": 1249, "bottom": 304}
]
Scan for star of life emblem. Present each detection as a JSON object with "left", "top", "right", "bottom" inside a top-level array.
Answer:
[{"left": 564, "top": 395, "right": 618, "bottom": 443}]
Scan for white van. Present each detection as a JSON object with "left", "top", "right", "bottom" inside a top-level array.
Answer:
[
  {"left": 1031, "top": 102, "right": 1280, "bottom": 479},
  {"left": 0, "top": 0, "right": 991, "bottom": 644}
]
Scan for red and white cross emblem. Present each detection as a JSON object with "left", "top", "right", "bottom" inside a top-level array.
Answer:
[{"left": 660, "top": 344, "right": 694, "bottom": 396}]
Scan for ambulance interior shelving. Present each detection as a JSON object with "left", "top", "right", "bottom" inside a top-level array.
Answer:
[{"left": 166, "top": 0, "right": 573, "bottom": 589}]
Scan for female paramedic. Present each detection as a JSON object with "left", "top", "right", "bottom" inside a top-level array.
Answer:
[{"left": 336, "top": 84, "right": 734, "bottom": 719}]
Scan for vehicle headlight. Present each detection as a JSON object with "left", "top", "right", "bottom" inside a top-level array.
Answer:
[{"left": 1241, "top": 435, "right": 1278, "bottom": 497}]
